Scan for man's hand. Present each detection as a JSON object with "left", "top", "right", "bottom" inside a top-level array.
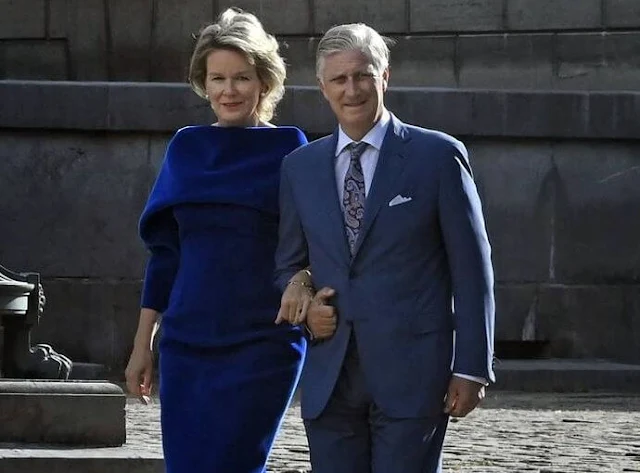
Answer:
[
  {"left": 305, "top": 287, "right": 337, "bottom": 340},
  {"left": 443, "top": 376, "right": 485, "bottom": 417}
]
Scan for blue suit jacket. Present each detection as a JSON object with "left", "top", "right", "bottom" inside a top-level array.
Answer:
[{"left": 275, "top": 114, "right": 495, "bottom": 419}]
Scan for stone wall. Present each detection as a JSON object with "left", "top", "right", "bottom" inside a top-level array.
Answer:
[
  {"left": 1, "top": 0, "right": 639, "bottom": 90},
  {"left": 0, "top": 82, "right": 639, "bottom": 370},
  {"left": 1, "top": 1, "right": 639, "bottom": 371}
]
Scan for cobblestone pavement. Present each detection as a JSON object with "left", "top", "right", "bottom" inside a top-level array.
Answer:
[{"left": 126, "top": 392, "right": 640, "bottom": 472}]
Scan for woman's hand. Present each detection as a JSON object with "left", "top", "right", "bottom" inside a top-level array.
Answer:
[
  {"left": 275, "top": 280, "right": 314, "bottom": 326},
  {"left": 125, "top": 345, "right": 154, "bottom": 403}
]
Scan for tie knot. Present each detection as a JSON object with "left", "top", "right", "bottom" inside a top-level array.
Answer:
[{"left": 349, "top": 141, "right": 368, "bottom": 161}]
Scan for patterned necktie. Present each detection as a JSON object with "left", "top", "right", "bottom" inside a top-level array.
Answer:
[{"left": 342, "top": 141, "right": 368, "bottom": 255}]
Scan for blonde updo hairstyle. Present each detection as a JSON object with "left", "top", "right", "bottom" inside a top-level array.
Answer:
[{"left": 189, "top": 8, "right": 286, "bottom": 122}]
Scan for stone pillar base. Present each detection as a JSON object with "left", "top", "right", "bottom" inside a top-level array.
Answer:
[{"left": 0, "top": 380, "right": 125, "bottom": 446}]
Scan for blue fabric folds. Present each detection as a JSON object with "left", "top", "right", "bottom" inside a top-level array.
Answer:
[
  {"left": 138, "top": 125, "right": 307, "bottom": 344},
  {"left": 137, "top": 125, "right": 308, "bottom": 473}
]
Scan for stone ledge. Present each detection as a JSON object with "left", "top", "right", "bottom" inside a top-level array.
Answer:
[
  {"left": 494, "top": 359, "right": 640, "bottom": 392},
  {"left": 0, "top": 380, "right": 125, "bottom": 446},
  {"left": 0, "top": 81, "right": 638, "bottom": 139}
]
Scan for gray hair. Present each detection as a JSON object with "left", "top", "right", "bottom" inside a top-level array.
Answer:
[
  {"left": 189, "top": 8, "right": 286, "bottom": 122},
  {"left": 316, "top": 23, "right": 394, "bottom": 80}
]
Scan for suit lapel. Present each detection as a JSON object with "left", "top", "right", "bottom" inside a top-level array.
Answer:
[
  {"left": 313, "top": 131, "right": 352, "bottom": 263},
  {"left": 352, "top": 114, "right": 410, "bottom": 258}
]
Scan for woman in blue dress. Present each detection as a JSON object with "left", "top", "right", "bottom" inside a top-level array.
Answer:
[{"left": 124, "top": 8, "right": 320, "bottom": 472}]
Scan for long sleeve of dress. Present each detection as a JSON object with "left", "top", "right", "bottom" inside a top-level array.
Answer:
[{"left": 140, "top": 211, "right": 180, "bottom": 313}]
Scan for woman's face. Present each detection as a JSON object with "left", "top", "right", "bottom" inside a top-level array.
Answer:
[{"left": 205, "top": 48, "right": 264, "bottom": 127}]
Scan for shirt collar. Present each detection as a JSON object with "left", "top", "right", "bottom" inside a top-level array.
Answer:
[{"left": 336, "top": 108, "right": 391, "bottom": 157}]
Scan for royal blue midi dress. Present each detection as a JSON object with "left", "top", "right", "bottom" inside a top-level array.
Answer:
[{"left": 138, "top": 125, "right": 308, "bottom": 473}]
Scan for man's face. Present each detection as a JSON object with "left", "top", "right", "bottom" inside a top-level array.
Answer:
[{"left": 318, "top": 50, "right": 388, "bottom": 138}]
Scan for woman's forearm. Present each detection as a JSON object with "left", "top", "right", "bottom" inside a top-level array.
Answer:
[{"left": 133, "top": 307, "right": 161, "bottom": 350}]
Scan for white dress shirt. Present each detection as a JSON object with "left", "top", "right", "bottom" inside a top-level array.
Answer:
[
  {"left": 334, "top": 109, "right": 487, "bottom": 387},
  {"left": 335, "top": 109, "right": 390, "bottom": 204}
]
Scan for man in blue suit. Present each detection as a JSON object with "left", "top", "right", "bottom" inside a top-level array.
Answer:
[{"left": 275, "top": 22, "right": 495, "bottom": 473}]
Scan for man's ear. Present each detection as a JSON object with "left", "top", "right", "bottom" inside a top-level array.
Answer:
[
  {"left": 382, "top": 67, "right": 390, "bottom": 92},
  {"left": 318, "top": 77, "right": 329, "bottom": 101}
]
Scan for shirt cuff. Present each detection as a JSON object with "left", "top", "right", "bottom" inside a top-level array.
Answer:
[{"left": 453, "top": 373, "right": 488, "bottom": 386}]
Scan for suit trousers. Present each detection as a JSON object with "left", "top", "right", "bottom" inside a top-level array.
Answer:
[{"left": 304, "top": 332, "right": 449, "bottom": 473}]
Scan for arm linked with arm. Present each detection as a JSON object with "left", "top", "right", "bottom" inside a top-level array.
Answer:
[{"left": 274, "top": 161, "right": 310, "bottom": 292}]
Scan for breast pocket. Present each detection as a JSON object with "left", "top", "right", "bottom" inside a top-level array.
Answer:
[{"left": 379, "top": 189, "right": 435, "bottom": 241}]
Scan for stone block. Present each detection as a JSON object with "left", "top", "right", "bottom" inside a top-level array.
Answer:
[
  {"left": 150, "top": 0, "right": 214, "bottom": 82},
  {"left": 67, "top": 0, "right": 108, "bottom": 80},
  {"left": 0, "top": 131, "right": 153, "bottom": 279},
  {"left": 280, "top": 37, "right": 318, "bottom": 86},
  {"left": 32, "top": 280, "right": 143, "bottom": 370},
  {"left": 552, "top": 32, "right": 640, "bottom": 91},
  {"left": 458, "top": 33, "right": 554, "bottom": 89},
  {"left": 468, "top": 91, "right": 507, "bottom": 136},
  {"left": 467, "top": 141, "right": 555, "bottom": 282},
  {"left": 0, "top": 81, "right": 109, "bottom": 130},
  {"left": 494, "top": 359, "right": 640, "bottom": 391},
  {"left": 0, "top": 0, "right": 45, "bottom": 38},
  {"left": 149, "top": 134, "right": 174, "bottom": 173},
  {"left": 555, "top": 33, "right": 604, "bottom": 90},
  {"left": 107, "top": 82, "right": 211, "bottom": 131},
  {"left": 494, "top": 284, "right": 539, "bottom": 340},
  {"left": 1, "top": 82, "right": 637, "bottom": 140},
  {"left": 536, "top": 285, "right": 640, "bottom": 362},
  {"left": 506, "top": 0, "right": 602, "bottom": 30},
  {"left": 390, "top": 35, "right": 456, "bottom": 87},
  {"left": 271, "top": 83, "right": 296, "bottom": 127},
  {"left": 602, "top": 32, "right": 640, "bottom": 91},
  {"left": 588, "top": 92, "right": 640, "bottom": 139},
  {"left": 386, "top": 88, "right": 475, "bottom": 136},
  {"left": 410, "top": 0, "right": 504, "bottom": 32},
  {"left": 49, "top": 0, "right": 68, "bottom": 38},
  {"left": 504, "top": 91, "right": 589, "bottom": 138},
  {"left": 108, "top": 0, "right": 153, "bottom": 80},
  {"left": 552, "top": 143, "right": 640, "bottom": 284},
  {"left": 1, "top": 40, "right": 67, "bottom": 80},
  {"left": 0, "top": 380, "right": 125, "bottom": 446},
  {"left": 315, "top": 0, "right": 406, "bottom": 33},
  {"left": 287, "top": 86, "right": 336, "bottom": 134},
  {"left": 604, "top": 0, "right": 640, "bottom": 28},
  {"left": 219, "top": 0, "right": 311, "bottom": 34}
]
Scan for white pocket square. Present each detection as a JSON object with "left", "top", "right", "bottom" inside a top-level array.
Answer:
[{"left": 388, "top": 195, "right": 413, "bottom": 207}]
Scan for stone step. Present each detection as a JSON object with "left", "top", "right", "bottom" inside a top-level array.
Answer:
[
  {"left": 494, "top": 359, "right": 640, "bottom": 392},
  {"left": 0, "top": 457, "right": 163, "bottom": 473}
]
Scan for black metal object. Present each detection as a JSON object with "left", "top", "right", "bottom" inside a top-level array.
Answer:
[{"left": 0, "top": 264, "right": 72, "bottom": 379}]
